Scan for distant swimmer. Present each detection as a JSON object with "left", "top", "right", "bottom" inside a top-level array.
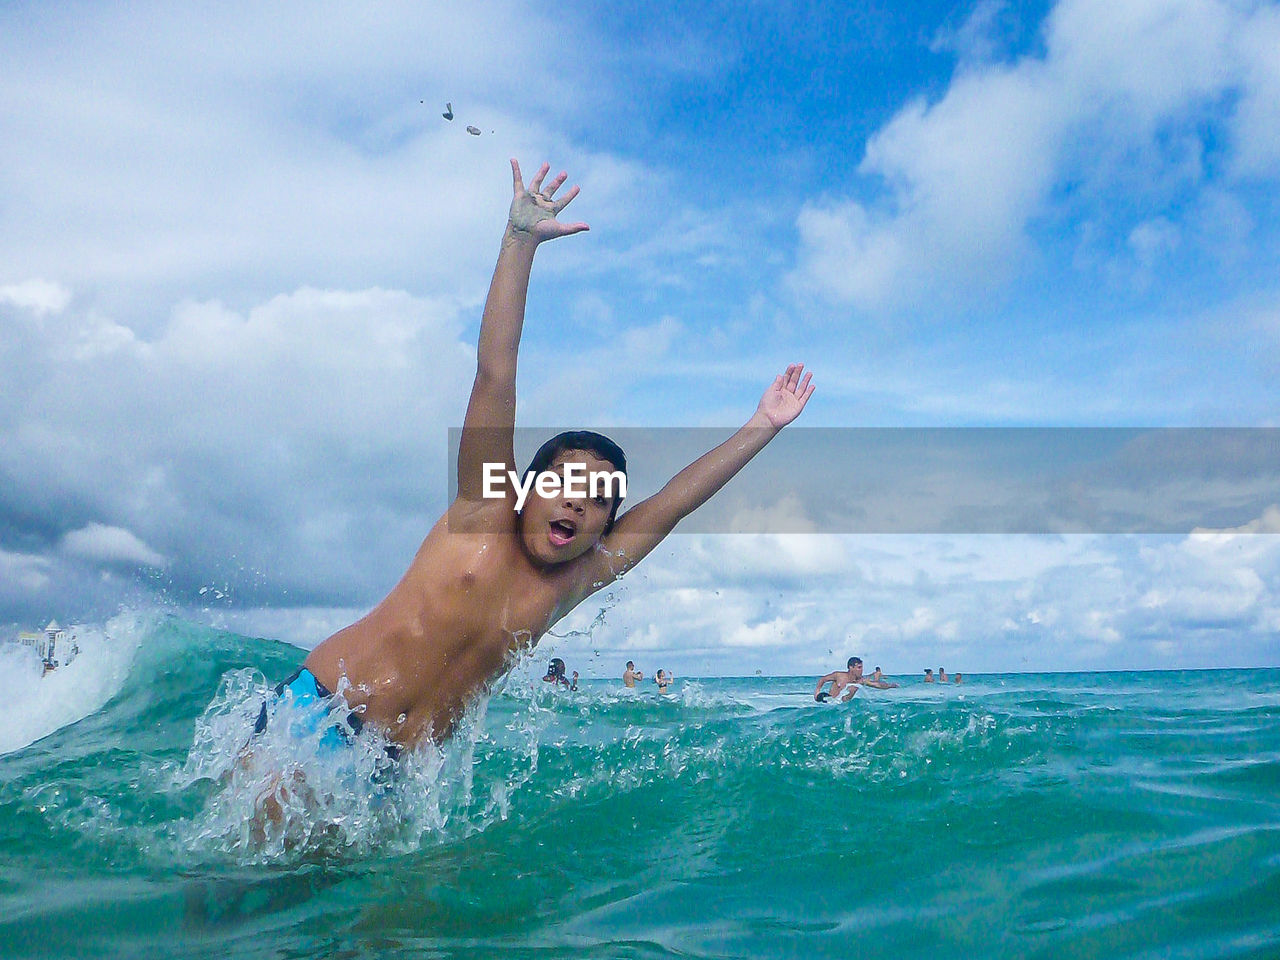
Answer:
[
  {"left": 655, "top": 668, "right": 675, "bottom": 693},
  {"left": 623, "top": 660, "right": 644, "bottom": 688},
  {"left": 938, "top": 667, "right": 948, "bottom": 683},
  {"left": 924, "top": 669, "right": 935, "bottom": 683},
  {"left": 543, "top": 657, "right": 571, "bottom": 687},
  {"left": 570, "top": 670, "right": 579, "bottom": 691},
  {"left": 954, "top": 672, "right": 963, "bottom": 684},
  {"left": 814, "top": 657, "right": 863, "bottom": 702},
  {"left": 863, "top": 666, "right": 899, "bottom": 690}
]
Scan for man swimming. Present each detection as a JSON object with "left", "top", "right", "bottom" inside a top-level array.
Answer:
[
  {"left": 814, "top": 657, "right": 864, "bottom": 702},
  {"left": 275, "top": 160, "right": 814, "bottom": 751},
  {"left": 863, "top": 666, "right": 899, "bottom": 689}
]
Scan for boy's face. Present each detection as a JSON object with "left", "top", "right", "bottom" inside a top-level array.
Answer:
[{"left": 519, "top": 449, "right": 619, "bottom": 565}]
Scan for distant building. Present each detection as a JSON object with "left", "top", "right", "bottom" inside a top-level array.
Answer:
[{"left": 17, "top": 620, "right": 79, "bottom": 672}]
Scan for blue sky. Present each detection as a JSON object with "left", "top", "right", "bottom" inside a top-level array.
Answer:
[{"left": 2, "top": 0, "right": 1278, "bottom": 676}]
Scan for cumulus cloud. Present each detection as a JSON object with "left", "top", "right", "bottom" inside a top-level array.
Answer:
[
  {"left": 0, "top": 283, "right": 475, "bottom": 611},
  {"left": 0, "top": 279, "right": 71, "bottom": 316},
  {"left": 791, "top": 0, "right": 1280, "bottom": 312},
  {"left": 1192, "top": 503, "right": 1280, "bottom": 536},
  {"left": 0, "top": 0, "right": 645, "bottom": 315},
  {"left": 61, "top": 523, "right": 166, "bottom": 568},
  {"left": 0, "top": 550, "right": 52, "bottom": 593},
  {"left": 545, "top": 526, "right": 1279, "bottom": 676}
]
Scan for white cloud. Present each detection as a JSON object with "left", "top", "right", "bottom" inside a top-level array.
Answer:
[
  {"left": 0, "top": 1, "right": 632, "bottom": 311},
  {"left": 61, "top": 523, "right": 166, "bottom": 568},
  {"left": 0, "top": 283, "right": 476, "bottom": 603},
  {"left": 726, "top": 495, "right": 819, "bottom": 534},
  {"left": 1192, "top": 503, "right": 1280, "bottom": 537},
  {"left": 1128, "top": 217, "right": 1181, "bottom": 269},
  {"left": 0, "top": 279, "right": 71, "bottom": 316},
  {"left": 545, "top": 523, "right": 1279, "bottom": 676},
  {"left": 1223, "top": 3, "right": 1280, "bottom": 178},
  {"left": 0, "top": 550, "right": 52, "bottom": 592},
  {"left": 791, "top": 0, "right": 1280, "bottom": 312}
]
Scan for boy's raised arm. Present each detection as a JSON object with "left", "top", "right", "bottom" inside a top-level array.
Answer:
[
  {"left": 586, "top": 363, "right": 815, "bottom": 584},
  {"left": 456, "top": 160, "right": 589, "bottom": 503}
]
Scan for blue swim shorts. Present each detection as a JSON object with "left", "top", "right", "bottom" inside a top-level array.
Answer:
[{"left": 253, "top": 667, "right": 365, "bottom": 752}]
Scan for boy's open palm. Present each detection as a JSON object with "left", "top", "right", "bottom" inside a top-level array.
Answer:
[
  {"left": 758, "top": 363, "right": 815, "bottom": 428},
  {"left": 509, "top": 159, "right": 589, "bottom": 242}
]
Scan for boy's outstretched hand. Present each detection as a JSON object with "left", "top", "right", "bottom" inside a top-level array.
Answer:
[
  {"left": 757, "top": 363, "right": 815, "bottom": 429},
  {"left": 508, "top": 159, "right": 589, "bottom": 243}
]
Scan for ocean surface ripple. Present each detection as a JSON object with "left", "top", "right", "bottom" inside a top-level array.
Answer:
[{"left": 1, "top": 615, "right": 1277, "bottom": 959}]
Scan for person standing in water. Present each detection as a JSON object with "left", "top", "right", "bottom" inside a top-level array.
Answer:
[
  {"left": 543, "top": 658, "right": 571, "bottom": 687},
  {"left": 623, "top": 661, "right": 644, "bottom": 688},
  {"left": 257, "top": 159, "right": 815, "bottom": 753},
  {"left": 814, "top": 657, "right": 864, "bottom": 702}
]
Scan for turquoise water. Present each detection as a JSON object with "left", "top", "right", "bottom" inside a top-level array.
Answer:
[{"left": 2, "top": 615, "right": 1278, "bottom": 959}]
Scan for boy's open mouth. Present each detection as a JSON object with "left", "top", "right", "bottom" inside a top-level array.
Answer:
[{"left": 548, "top": 518, "right": 577, "bottom": 546}]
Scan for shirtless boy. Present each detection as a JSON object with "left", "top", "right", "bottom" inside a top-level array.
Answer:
[
  {"left": 276, "top": 160, "right": 814, "bottom": 750},
  {"left": 623, "top": 661, "right": 643, "bottom": 688},
  {"left": 814, "top": 657, "right": 864, "bottom": 702}
]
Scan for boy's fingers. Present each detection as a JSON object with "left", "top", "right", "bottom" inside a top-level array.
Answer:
[
  {"left": 544, "top": 171, "right": 568, "bottom": 198},
  {"left": 511, "top": 158, "right": 524, "bottom": 193},
  {"left": 552, "top": 184, "right": 580, "bottom": 212},
  {"left": 530, "top": 162, "right": 551, "bottom": 192}
]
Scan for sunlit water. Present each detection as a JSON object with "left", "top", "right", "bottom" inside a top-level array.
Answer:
[{"left": 2, "top": 614, "right": 1278, "bottom": 959}]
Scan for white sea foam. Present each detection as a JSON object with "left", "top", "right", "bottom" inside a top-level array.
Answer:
[
  {"left": 170, "top": 656, "right": 554, "bottom": 864},
  {"left": 0, "top": 613, "right": 144, "bottom": 756}
]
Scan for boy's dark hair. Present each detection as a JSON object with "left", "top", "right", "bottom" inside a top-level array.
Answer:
[
  {"left": 847, "top": 656, "right": 862, "bottom": 669},
  {"left": 523, "top": 430, "right": 627, "bottom": 531}
]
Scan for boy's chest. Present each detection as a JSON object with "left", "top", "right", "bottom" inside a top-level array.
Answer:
[{"left": 430, "top": 534, "right": 567, "bottom": 640}]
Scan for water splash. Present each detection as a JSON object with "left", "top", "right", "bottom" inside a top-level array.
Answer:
[{"left": 0, "top": 612, "right": 147, "bottom": 755}]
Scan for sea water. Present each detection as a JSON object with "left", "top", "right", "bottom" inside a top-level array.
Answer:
[{"left": 1, "top": 614, "right": 1278, "bottom": 959}]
